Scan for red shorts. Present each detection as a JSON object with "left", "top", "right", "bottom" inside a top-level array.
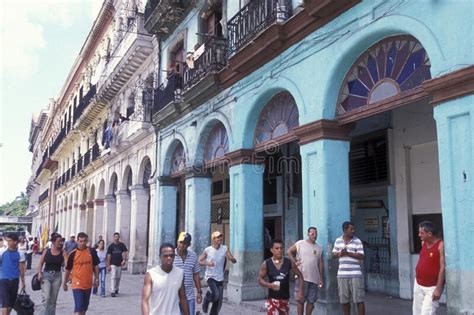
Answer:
[{"left": 265, "top": 298, "right": 289, "bottom": 315}]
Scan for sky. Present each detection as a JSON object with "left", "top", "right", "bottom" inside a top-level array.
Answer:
[{"left": 0, "top": 0, "right": 103, "bottom": 205}]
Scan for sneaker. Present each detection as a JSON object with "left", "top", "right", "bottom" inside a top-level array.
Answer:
[
  {"left": 101, "top": 294, "right": 106, "bottom": 298},
  {"left": 111, "top": 293, "right": 116, "bottom": 297},
  {"left": 202, "top": 297, "right": 209, "bottom": 313},
  {"left": 115, "top": 289, "right": 119, "bottom": 295}
]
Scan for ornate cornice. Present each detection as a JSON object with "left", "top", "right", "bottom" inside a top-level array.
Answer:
[
  {"left": 294, "top": 120, "right": 353, "bottom": 145},
  {"left": 423, "top": 65, "right": 474, "bottom": 105}
]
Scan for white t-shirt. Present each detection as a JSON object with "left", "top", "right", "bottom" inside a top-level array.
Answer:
[
  {"left": 204, "top": 245, "right": 227, "bottom": 282},
  {"left": 295, "top": 240, "right": 323, "bottom": 284},
  {"left": 147, "top": 266, "right": 183, "bottom": 315}
]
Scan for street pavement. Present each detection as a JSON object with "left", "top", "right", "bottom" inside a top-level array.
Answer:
[{"left": 22, "top": 255, "right": 446, "bottom": 314}]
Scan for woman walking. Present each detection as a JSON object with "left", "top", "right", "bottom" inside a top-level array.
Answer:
[
  {"left": 36, "top": 233, "right": 67, "bottom": 315},
  {"left": 93, "top": 239, "right": 107, "bottom": 297}
]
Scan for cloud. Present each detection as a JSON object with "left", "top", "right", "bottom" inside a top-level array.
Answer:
[{"left": 0, "top": 0, "right": 100, "bottom": 79}]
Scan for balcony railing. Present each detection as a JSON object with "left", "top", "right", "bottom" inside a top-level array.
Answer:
[
  {"left": 227, "top": 0, "right": 291, "bottom": 54},
  {"left": 73, "top": 84, "right": 97, "bottom": 123},
  {"left": 92, "top": 143, "right": 100, "bottom": 161},
  {"left": 83, "top": 149, "right": 91, "bottom": 168},
  {"left": 38, "top": 189, "right": 49, "bottom": 204},
  {"left": 77, "top": 155, "right": 83, "bottom": 173},
  {"left": 183, "top": 37, "right": 227, "bottom": 90},
  {"left": 154, "top": 73, "right": 183, "bottom": 112}
]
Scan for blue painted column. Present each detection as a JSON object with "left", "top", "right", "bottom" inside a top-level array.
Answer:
[
  {"left": 154, "top": 178, "right": 177, "bottom": 264},
  {"left": 227, "top": 162, "right": 266, "bottom": 303},
  {"left": 433, "top": 95, "right": 474, "bottom": 315},
  {"left": 299, "top": 137, "right": 351, "bottom": 314},
  {"left": 184, "top": 173, "right": 212, "bottom": 258}
]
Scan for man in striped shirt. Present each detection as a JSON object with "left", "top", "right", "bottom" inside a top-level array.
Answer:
[
  {"left": 332, "top": 221, "right": 365, "bottom": 315},
  {"left": 173, "top": 232, "right": 202, "bottom": 315}
]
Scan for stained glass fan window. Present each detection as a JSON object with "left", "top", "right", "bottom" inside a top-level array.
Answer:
[
  {"left": 205, "top": 123, "right": 229, "bottom": 162},
  {"left": 337, "top": 36, "right": 431, "bottom": 114},
  {"left": 254, "top": 92, "right": 299, "bottom": 145}
]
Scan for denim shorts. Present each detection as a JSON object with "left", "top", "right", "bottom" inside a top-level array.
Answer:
[{"left": 72, "top": 288, "right": 92, "bottom": 312}]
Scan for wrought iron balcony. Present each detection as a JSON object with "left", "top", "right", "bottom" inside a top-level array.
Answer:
[
  {"left": 154, "top": 73, "right": 183, "bottom": 113},
  {"left": 183, "top": 36, "right": 227, "bottom": 91},
  {"left": 73, "top": 84, "right": 97, "bottom": 124},
  {"left": 77, "top": 155, "right": 83, "bottom": 173},
  {"left": 227, "top": 0, "right": 291, "bottom": 54},
  {"left": 92, "top": 143, "right": 100, "bottom": 161},
  {"left": 144, "top": 0, "right": 187, "bottom": 36},
  {"left": 38, "top": 189, "right": 49, "bottom": 204},
  {"left": 71, "top": 163, "right": 76, "bottom": 177},
  {"left": 83, "top": 150, "right": 91, "bottom": 168}
]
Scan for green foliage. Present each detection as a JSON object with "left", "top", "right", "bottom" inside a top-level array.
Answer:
[{"left": 0, "top": 192, "right": 29, "bottom": 216}]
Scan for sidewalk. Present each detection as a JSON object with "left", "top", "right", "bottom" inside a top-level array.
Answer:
[{"left": 23, "top": 254, "right": 446, "bottom": 314}]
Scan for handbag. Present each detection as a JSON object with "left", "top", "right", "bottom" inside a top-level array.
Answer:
[
  {"left": 31, "top": 273, "right": 41, "bottom": 291},
  {"left": 14, "top": 289, "right": 35, "bottom": 315}
]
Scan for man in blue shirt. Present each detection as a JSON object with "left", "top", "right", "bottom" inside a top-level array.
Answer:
[{"left": 0, "top": 233, "right": 26, "bottom": 314}]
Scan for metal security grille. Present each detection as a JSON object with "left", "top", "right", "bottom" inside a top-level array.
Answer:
[
  {"left": 349, "top": 133, "right": 388, "bottom": 186},
  {"left": 211, "top": 199, "right": 229, "bottom": 223}
]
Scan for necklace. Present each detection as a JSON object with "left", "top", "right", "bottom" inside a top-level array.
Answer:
[{"left": 272, "top": 257, "right": 281, "bottom": 264}]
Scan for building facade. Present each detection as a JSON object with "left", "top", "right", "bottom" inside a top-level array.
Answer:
[
  {"left": 27, "top": 0, "right": 158, "bottom": 274},
  {"left": 27, "top": 0, "right": 473, "bottom": 313},
  {"left": 144, "top": 0, "right": 473, "bottom": 314}
]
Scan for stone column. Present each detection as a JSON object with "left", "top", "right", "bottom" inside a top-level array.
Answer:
[
  {"left": 147, "top": 180, "right": 157, "bottom": 267},
  {"left": 295, "top": 120, "right": 352, "bottom": 314},
  {"left": 86, "top": 201, "right": 94, "bottom": 237},
  {"left": 67, "top": 205, "right": 73, "bottom": 236},
  {"left": 226, "top": 150, "right": 265, "bottom": 303},
  {"left": 71, "top": 203, "right": 79, "bottom": 235},
  {"left": 78, "top": 204, "right": 87, "bottom": 232},
  {"left": 93, "top": 199, "right": 104, "bottom": 243},
  {"left": 128, "top": 185, "right": 150, "bottom": 274},
  {"left": 103, "top": 195, "right": 117, "bottom": 244},
  {"left": 115, "top": 190, "right": 131, "bottom": 247},
  {"left": 184, "top": 172, "right": 212, "bottom": 258},
  {"left": 154, "top": 177, "right": 178, "bottom": 264},
  {"left": 433, "top": 94, "right": 474, "bottom": 314}
]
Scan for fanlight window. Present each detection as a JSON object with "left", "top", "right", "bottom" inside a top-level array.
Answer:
[
  {"left": 337, "top": 36, "right": 431, "bottom": 114},
  {"left": 205, "top": 123, "right": 229, "bottom": 162},
  {"left": 171, "top": 142, "right": 186, "bottom": 174},
  {"left": 254, "top": 92, "right": 299, "bottom": 145}
]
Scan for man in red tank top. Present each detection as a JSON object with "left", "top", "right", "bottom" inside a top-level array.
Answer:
[{"left": 413, "top": 221, "right": 445, "bottom": 315}]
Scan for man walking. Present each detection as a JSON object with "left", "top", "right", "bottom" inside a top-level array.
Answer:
[
  {"left": 173, "top": 232, "right": 202, "bottom": 315},
  {"left": 63, "top": 232, "right": 99, "bottom": 315},
  {"left": 413, "top": 221, "right": 445, "bottom": 315},
  {"left": 65, "top": 234, "right": 78, "bottom": 255},
  {"left": 199, "top": 231, "right": 237, "bottom": 315},
  {"left": 259, "top": 239, "right": 304, "bottom": 315},
  {"left": 332, "top": 221, "right": 365, "bottom": 315},
  {"left": 0, "top": 233, "right": 26, "bottom": 315},
  {"left": 106, "top": 232, "right": 128, "bottom": 297},
  {"left": 26, "top": 237, "right": 34, "bottom": 269},
  {"left": 287, "top": 227, "right": 324, "bottom": 315},
  {"left": 141, "top": 243, "right": 189, "bottom": 315}
]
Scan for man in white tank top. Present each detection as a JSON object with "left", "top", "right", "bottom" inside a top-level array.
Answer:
[
  {"left": 198, "top": 231, "right": 237, "bottom": 315},
  {"left": 141, "top": 243, "right": 189, "bottom": 315}
]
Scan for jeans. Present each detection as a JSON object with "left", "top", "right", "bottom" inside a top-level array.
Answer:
[
  {"left": 205, "top": 278, "right": 224, "bottom": 315},
  {"left": 41, "top": 271, "right": 62, "bottom": 315},
  {"left": 110, "top": 265, "right": 122, "bottom": 293},
  {"left": 180, "top": 299, "right": 195, "bottom": 315},
  {"left": 93, "top": 267, "right": 106, "bottom": 296},
  {"left": 413, "top": 280, "right": 439, "bottom": 315}
]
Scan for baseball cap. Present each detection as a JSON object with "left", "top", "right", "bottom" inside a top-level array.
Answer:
[
  {"left": 177, "top": 232, "right": 192, "bottom": 244},
  {"left": 211, "top": 231, "right": 223, "bottom": 239}
]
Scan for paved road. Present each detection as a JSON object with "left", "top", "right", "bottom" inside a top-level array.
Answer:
[{"left": 22, "top": 255, "right": 446, "bottom": 314}]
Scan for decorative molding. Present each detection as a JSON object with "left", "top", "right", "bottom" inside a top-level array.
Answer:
[
  {"left": 337, "top": 87, "right": 429, "bottom": 125},
  {"left": 294, "top": 120, "right": 353, "bottom": 145},
  {"left": 225, "top": 149, "right": 262, "bottom": 166},
  {"left": 158, "top": 176, "right": 178, "bottom": 186},
  {"left": 423, "top": 65, "right": 474, "bottom": 105},
  {"left": 86, "top": 201, "right": 94, "bottom": 208},
  {"left": 79, "top": 204, "right": 87, "bottom": 210}
]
